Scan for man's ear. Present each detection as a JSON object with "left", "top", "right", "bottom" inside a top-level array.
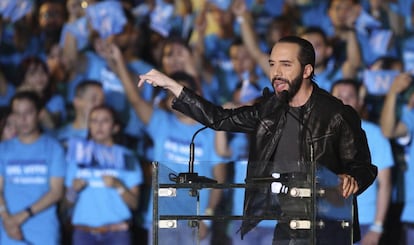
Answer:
[{"left": 303, "top": 64, "right": 314, "bottom": 79}]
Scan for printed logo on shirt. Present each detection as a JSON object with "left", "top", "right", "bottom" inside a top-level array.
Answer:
[
  {"left": 100, "top": 68, "right": 124, "bottom": 94},
  {"left": 5, "top": 159, "right": 48, "bottom": 185},
  {"left": 163, "top": 137, "right": 204, "bottom": 165}
]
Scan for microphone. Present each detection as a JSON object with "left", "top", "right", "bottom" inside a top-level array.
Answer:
[
  {"left": 176, "top": 109, "right": 245, "bottom": 184},
  {"left": 175, "top": 125, "right": 215, "bottom": 184},
  {"left": 279, "top": 90, "right": 289, "bottom": 105}
]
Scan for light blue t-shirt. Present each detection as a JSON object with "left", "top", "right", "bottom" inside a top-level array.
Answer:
[
  {"left": 0, "top": 134, "right": 66, "bottom": 245},
  {"left": 221, "top": 70, "right": 269, "bottom": 103},
  {"left": 123, "top": 59, "right": 154, "bottom": 139},
  {"left": 357, "top": 120, "right": 394, "bottom": 224},
  {"left": 84, "top": 51, "right": 153, "bottom": 138},
  {"left": 83, "top": 51, "right": 128, "bottom": 118},
  {"left": 401, "top": 105, "right": 414, "bottom": 223},
  {"left": 144, "top": 108, "right": 226, "bottom": 229},
  {"left": 65, "top": 138, "right": 143, "bottom": 227},
  {"left": 204, "top": 34, "right": 234, "bottom": 72},
  {"left": 314, "top": 60, "right": 343, "bottom": 93},
  {"left": 46, "top": 94, "right": 67, "bottom": 122},
  {"left": 53, "top": 124, "right": 88, "bottom": 145}
]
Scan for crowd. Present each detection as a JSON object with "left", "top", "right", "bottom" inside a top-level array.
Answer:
[{"left": 0, "top": 0, "right": 413, "bottom": 244}]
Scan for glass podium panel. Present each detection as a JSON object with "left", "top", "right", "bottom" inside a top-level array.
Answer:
[
  {"left": 152, "top": 162, "right": 199, "bottom": 245},
  {"left": 153, "top": 161, "right": 353, "bottom": 245}
]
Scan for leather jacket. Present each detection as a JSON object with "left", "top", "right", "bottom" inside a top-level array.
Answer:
[{"left": 172, "top": 84, "right": 378, "bottom": 242}]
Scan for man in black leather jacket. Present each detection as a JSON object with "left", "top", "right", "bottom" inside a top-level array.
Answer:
[{"left": 139, "top": 36, "right": 378, "bottom": 244}]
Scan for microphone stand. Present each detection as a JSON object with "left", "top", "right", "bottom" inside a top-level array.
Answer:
[{"left": 176, "top": 125, "right": 218, "bottom": 184}]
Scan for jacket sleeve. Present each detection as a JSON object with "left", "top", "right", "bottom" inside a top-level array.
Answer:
[
  {"left": 339, "top": 106, "right": 377, "bottom": 195},
  {"left": 172, "top": 87, "right": 260, "bottom": 133}
]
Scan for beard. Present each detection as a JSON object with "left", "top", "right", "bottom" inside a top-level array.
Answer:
[{"left": 274, "top": 68, "right": 304, "bottom": 102}]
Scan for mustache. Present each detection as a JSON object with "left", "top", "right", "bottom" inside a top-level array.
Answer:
[{"left": 272, "top": 76, "right": 290, "bottom": 84}]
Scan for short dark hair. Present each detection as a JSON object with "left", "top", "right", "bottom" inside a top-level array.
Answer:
[
  {"left": 17, "top": 56, "right": 49, "bottom": 86},
  {"left": 328, "top": 0, "right": 360, "bottom": 9},
  {"left": 10, "top": 91, "right": 43, "bottom": 113},
  {"left": 75, "top": 80, "right": 103, "bottom": 97},
  {"left": 370, "top": 56, "right": 403, "bottom": 70},
  {"left": 87, "top": 104, "right": 124, "bottom": 143},
  {"left": 277, "top": 35, "right": 316, "bottom": 81},
  {"left": 331, "top": 78, "right": 361, "bottom": 97},
  {"left": 300, "top": 26, "right": 329, "bottom": 45}
]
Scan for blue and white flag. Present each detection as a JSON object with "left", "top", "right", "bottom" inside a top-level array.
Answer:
[
  {"left": 0, "top": 0, "right": 33, "bottom": 23},
  {"left": 403, "top": 50, "right": 414, "bottom": 75},
  {"left": 239, "top": 72, "right": 261, "bottom": 104},
  {"left": 369, "top": 29, "right": 393, "bottom": 56},
  {"left": 363, "top": 70, "right": 399, "bottom": 95},
  {"left": 149, "top": 0, "right": 174, "bottom": 37},
  {"left": 60, "top": 17, "right": 89, "bottom": 51},
  {"left": 86, "top": 1, "right": 127, "bottom": 39},
  {"left": 355, "top": 9, "right": 381, "bottom": 35}
]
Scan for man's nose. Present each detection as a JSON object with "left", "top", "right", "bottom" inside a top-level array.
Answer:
[{"left": 272, "top": 65, "right": 281, "bottom": 77}]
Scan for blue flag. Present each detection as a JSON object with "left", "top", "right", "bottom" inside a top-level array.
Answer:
[
  {"left": 149, "top": 0, "right": 174, "bottom": 37},
  {"left": 60, "top": 17, "right": 89, "bottom": 51},
  {"left": 0, "top": 0, "right": 33, "bottom": 23},
  {"left": 363, "top": 70, "right": 399, "bottom": 95},
  {"left": 86, "top": 1, "right": 127, "bottom": 39}
]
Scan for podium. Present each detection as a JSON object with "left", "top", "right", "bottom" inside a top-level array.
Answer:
[{"left": 152, "top": 161, "right": 353, "bottom": 245}]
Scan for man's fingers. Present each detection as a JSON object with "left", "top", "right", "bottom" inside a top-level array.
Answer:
[{"left": 339, "top": 174, "right": 358, "bottom": 198}]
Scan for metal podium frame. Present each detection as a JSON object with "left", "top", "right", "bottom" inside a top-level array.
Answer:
[{"left": 152, "top": 161, "right": 353, "bottom": 245}]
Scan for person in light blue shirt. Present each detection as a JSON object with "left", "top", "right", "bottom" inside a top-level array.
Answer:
[
  {"left": 112, "top": 53, "right": 227, "bottom": 244},
  {"left": 143, "top": 75, "right": 227, "bottom": 245},
  {"left": 220, "top": 39, "right": 270, "bottom": 103},
  {"left": 83, "top": 31, "right": 154, "bottom": 156},
  {"left": 54, "top": 80, "right": 105, "bottom": 145},
  {"left": 300, "top": 26, "right": 357, "bottom": 93},
  {"left": 0, "top": 91, "right": 65, "bottom": 245},
  {"left": 380, "top": 72, "right": 414, "bottom": 245},
  {"left": 304, "top": 0, "right": 398, "bottom": 67},
  {"left": 65, "top": 105, "right": 143, "bottom": 245},
  {"left": 332, "top": 79, "right": 393, "bottom": 245},
  {"left": 231, "top": 0, "right": 357, "bottom": 95},
  {"left": 16, "top": 56, "right": 67, "bottom": 130}
]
